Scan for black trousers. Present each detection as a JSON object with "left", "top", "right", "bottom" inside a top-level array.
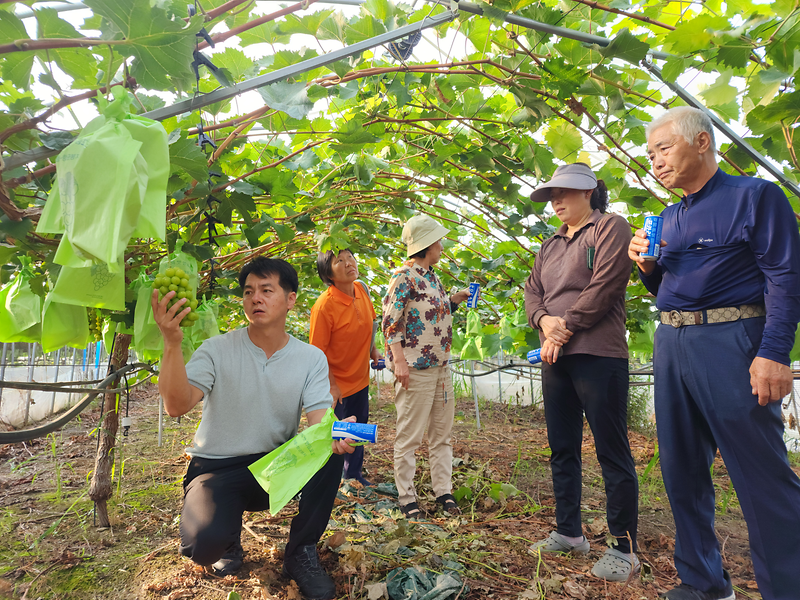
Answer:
[
  {"left": 179, "top": 451, "right": 344, "bottom": 565},
  {"left": 334, "top": 386, "right": 370, "bottom": 479},
  {"left": 541, "top": 354, "right": 639, "bottom": 553}
]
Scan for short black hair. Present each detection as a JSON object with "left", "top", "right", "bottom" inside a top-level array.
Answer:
[
  {"left": 316, "top": 249, "right": 353, "bottom": 287},
  {"left": 409, "top": 247, "right": 428, "bottom": 260},
  {"left": 238, "top": 256, "right": 298, "bottom": 294}
]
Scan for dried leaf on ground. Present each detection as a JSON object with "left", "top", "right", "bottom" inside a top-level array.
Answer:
[
  {"left": 563, "top": 579, "right": 587, "bottom": 600},
  {"left": 326, "top": 531, "right": 346, "bottom": 549},
  {"left": 366, "top": 581, "right": 388, "bottom": 599},
  {"left": 285, "top": 580, "right": 303, "bottom": 600}
]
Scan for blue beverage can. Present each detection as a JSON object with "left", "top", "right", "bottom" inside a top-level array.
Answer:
[
  {"left": 371, "top": 358, "right": 385, "bottom": 370},
  {"left": 332, "top": 421, "right": 378, "bottom": 443},
  {"left": 527, "top": 349, "right": 543, "bottom": 364},
  {"left": 641, "top": 215, "right": 663, "bottom": 261},
  {"left": 466, "top": 282, "right": 481, "bottom": 308}
]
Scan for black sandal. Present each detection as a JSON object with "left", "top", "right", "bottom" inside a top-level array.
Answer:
[
  {"left": 436, "top": 494, "right": 461, "bottom": 514},
  {"left": 399, "top": 502, "right": 422, "bottom": 519}
]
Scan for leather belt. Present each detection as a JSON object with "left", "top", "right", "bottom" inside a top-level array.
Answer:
[{"left": 660, "top": 304, "right": 766, "bottom": 328}]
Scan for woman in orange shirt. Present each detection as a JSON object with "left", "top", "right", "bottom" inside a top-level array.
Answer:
[{"left": 310, "top": 249, "right": 382, "bottom": 486}]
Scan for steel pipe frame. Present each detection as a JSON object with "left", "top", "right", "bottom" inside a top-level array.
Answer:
[
  {"left": 6, "top": 0, "right": 798, "bottom": 198},
  {"left": 14, "top": 0, "right": 366, "bottom": 19},
  {"left": 2, "top": 10, "right": 457, "bottom": 171}
]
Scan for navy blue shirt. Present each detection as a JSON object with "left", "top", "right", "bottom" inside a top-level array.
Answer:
[{"left": 639, "top": 168, "right": 800, "bottom": 365}]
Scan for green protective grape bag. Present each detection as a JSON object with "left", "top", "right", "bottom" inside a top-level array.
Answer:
[
  {"left": 37, "top": 88, "right": 168, "bottom": 272},
  {"left": 158, "top": 241, "right": 198, "bottom": 290},
  {"left": 248, "top": 408, "right": 337, "bottom": 515},
  {"left": 36, "top": 180, "right": 63, "bottom": 234},
  {"left": 40, "top": 293, "right": 91, "bottom": 352},
  {"left": 50, "top": 262, "right": 126, "bottom": 310},
  {"left": 459, "top": 337, "right": 481, "bottom": 361},
  {"left": 156, "top": 240, "right": 200, "bottom": 329},
  {"left": 102, "top": 318, "right": 116, "bottom": 355},
  {"left": 187, "top": 301, "right": 220, "bottom": 348},
  {"left": 466, "top": 309, "right": 482, "bottom": 337},
  {"left": 133, "top": 274, "right": 163, "bottom": 361},
  {"left": 52, "top": 120, "right": 146, "bottom": 272},
  {"left": 0, "top": 260, "right": 43, "bottom": 343},
  {"left": 123, "top": 114, "right": 168, "bottom": 242}
]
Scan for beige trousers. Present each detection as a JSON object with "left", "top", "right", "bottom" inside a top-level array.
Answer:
[{"left": 393, "top": 365, "right": 455, "bottom": 506}]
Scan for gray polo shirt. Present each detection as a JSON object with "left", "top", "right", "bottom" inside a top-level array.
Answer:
[{"left": 185, "top": 328, "right": 332, "bottom": 459}]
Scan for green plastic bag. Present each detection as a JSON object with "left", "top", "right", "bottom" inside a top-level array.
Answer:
[
  {"left": 133, "top": 273, "right": 163, "bottom": 361},
  {"left": 386, "top": 566, "right": 467, "bottom": 600},
  {"left": 0, "top": 260, "right": 43, "bottom": 343},
  {"left": 50, "top": 262, "right": 126, "bottom": 311},
  {"left": 52, "top": 120, "right": 147, "bottom": 271},
  {"left": 40, "top": 293, "right": 90, "bottom": 352},
  {"left": 158, "top": 240, "right": 199, "bottom": 294},
  {"left": 249, "top": 409, "right": 337, "bottom": 515},
  {"left": 459, "top": 337, "right": 481, "bottom": 360},
  {"left": 466, "top": 310, "right": 482, "bottom": 336},
  {"left": 186, "top": 301, "right": 219, "bottom": 348},
  {"left": 123, "top": 115, "right": 168, "bottom": 241},
  {"left": 38, "top": 88, "right": 168, "bottom": 273}
]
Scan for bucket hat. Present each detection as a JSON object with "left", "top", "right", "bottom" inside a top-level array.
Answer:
[
  {"left": 530, "top": 163, "right": 597, "bottom": 202},
  {"left": 402, "top": 215, "right": 449, "bottom": 258}
]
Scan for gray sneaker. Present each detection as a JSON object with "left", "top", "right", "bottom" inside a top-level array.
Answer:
[
  {"left": 528, "top": 531, "right": 590, "bottom": 556},
  {"left": 591, "top": 547, "right": 640, "bottom": 582}
]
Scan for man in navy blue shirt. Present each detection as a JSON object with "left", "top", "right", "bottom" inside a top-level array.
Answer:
[{"left": 628, "top": 107, "right": 800, "bottom": 600}]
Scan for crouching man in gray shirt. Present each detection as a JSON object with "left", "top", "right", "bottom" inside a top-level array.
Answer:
[{"left": 151, "top": 256, "right": 355, "bottom": 600}]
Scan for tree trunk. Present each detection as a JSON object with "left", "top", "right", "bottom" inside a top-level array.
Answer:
[{"left": 88, "top": 333, "right": 131, "bottom": 527}]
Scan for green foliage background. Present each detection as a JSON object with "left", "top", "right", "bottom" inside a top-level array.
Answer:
[{"left": 2, "top": 0, "right": 800, "bottom": 360}]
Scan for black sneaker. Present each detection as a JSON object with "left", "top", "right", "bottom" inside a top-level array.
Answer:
[
  {"left": 660, "top": 570, "right": 735, "bottom": 600},
  {"left": 282, "top": 544, "right": 336, "bottom": 600},
  {"left": 211, "top": 538, "right": 244, "bottom": 576}
]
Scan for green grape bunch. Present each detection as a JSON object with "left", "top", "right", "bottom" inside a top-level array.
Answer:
[
  {"left": 152, "top": 266, "right": 200, "bottom": 328},
  {"left": 87, "top": 308, "right": 103, "bottom": 341}
]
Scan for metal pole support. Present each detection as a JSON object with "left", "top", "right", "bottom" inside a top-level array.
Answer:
[{"left": 471, "top": 361, "right": 481, "bottom": 430}]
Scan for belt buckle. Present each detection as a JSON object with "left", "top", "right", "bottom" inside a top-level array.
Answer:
[{"left": 669, "top": 310, "right": 683, "bottom": 328}]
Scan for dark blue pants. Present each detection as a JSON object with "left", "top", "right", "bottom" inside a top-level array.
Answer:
[
  {"left": 654, "top": 318, "right": 800, "bottom": 600},
  {"left": 542, "top": 354, "right": 639, "bottom": 553},
  {"left": 334, "top": 385, "right": 370, "bottom": 479}
]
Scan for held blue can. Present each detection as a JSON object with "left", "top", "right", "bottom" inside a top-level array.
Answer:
[
  {"left": 371, "top": 358, "right": 385, "bottom": 370},
  {"left": 641, "top": 215, "right": 663, "bottom": 261},
  {"left": 466, "top": 282, "right": 481, "bottom": 308},
  {"left": 527, "top": 348, "right": 561, "bottom": 364},
  {"left": 332, "top": 421, "right": 378, "bottom": 443},
  {"left": 527, "top": 349, "right": 543, "bottom": 365}
]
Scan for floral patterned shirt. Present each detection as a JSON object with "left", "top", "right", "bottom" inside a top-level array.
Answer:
[{"left": 382, "top": 262, "right": 452, "bottom": 371}]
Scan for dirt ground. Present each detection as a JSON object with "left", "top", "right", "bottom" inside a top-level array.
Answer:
[{"left": 1, "top": 381, "right": 791, "bottom": 600}]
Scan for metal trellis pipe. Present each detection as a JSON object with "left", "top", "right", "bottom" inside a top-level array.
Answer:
[
  {"left": 470, "top": 360, "right": 481, "bottom": 430},
  {"left": 1, "top": 10, "right": 458, "bottom": 171},
  {"left": 640, "top": 60, "right": 800, "bottom": 199},
  {"left": 23, "top": 343, "right": 37, "bottom": 427},
  {"left": 428, "top": 0, "right": 800, "bottom": 200},
  {"left": 0, "top": 343, "right": 6, "bottom": 408},
  {"left": 49, "top": 348, "right": 62, "bottom": 415}
]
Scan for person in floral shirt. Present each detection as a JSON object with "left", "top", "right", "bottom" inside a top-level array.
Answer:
[{"left": 382, "top": 214, "right": 469, "bottom": 518}]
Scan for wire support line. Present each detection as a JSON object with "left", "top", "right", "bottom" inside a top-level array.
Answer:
[{"left": 0, "top": 362, "right": 156, "bottom": 444}]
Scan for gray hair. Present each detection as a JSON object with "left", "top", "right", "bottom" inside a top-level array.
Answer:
[{"left": 646, "top": 106, "right": 716, "bottom": 151}]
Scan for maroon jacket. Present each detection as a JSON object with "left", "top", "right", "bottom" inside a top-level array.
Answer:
[{"left": 524, "top": 210, "right": 632, "bottom": 359}]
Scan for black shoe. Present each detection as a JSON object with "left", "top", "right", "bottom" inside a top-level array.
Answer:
[
  {"left": 211, "top": 539, "right": 244, "bottom": 576},
  {"left": 282, "top": 544, "right": 336, "bottom": 600},
  {"left": 660, "top": 570, "right": 735, "bottom": 600}
]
